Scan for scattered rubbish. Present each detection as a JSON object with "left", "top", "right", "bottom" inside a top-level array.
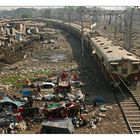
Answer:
[
  {"left": 99, "top": 105, "right": 108, "bottom": 112},
  {"left": 105, "top": 105, "right": 113, "bottom": 110},
  {"left": 67, "top": 93, "right": 76, "bottom": 102},
  {"left": 50, "top": 54, "right": 66, "bottom": 62},
  {"left": 76, "top": 90, "right": 85, "bottom": 101},
  {"left": 98, "top": 112, "right": 106, "bottom": 117},
  {"left": 112, "top": 122, "right": 117, "bottom": 125},
  {"left": 42, "top": 94, "right": 55, "bottom": 101}
]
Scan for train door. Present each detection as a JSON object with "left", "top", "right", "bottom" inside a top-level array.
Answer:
[{"left": 132, "top": 61, "right": 140, "bottom": 81}]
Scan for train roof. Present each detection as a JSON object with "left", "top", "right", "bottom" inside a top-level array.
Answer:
[
  {"left": 47, "top": 19, "right": 140, "bottom": 62},
  {"left": 90, "top": 35, "right": 140, "bottom": 62}
]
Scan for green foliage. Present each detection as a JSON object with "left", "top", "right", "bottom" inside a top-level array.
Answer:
[
  {"left": 21, "top": 13, "right": 32, "bottom": 18},
  {"left": 0, "top": 69, "right": 52, "bottom": 88}
]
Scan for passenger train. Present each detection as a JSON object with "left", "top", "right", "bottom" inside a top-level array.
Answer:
[{"left": 42, "top": 19, "right": 140, "bottom": 87}]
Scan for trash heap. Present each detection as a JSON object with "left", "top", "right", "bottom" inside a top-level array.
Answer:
[{"left": 0, "top": 66, "right": 112, "bottom": 134}]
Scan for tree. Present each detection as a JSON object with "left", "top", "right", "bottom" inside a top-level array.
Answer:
[
  {"left": 76, "top": 6, "right": 87, "bottom": 22},
  {"left": 43, "top": 9, "right": 52, "bottom": 19}
]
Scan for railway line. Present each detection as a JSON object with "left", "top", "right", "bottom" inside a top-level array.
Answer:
[
  {"left": 115, "top": 87, "right": 140, "bottom": 134},
  {"left": 107, "top": 66, "right": 140, "bottom": 134}
]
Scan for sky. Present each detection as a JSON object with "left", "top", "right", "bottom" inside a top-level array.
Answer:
[{"left": 0, "top": 6, "right": 126, "bottom": 11}]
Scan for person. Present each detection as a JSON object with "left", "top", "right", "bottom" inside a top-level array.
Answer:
[
  {"left": 17, "top": 106, "right": 25, "bottom": 120},
  {"left": 19, "top": 45, "right": 22, "bottom": 51},
  {"left": 104, "top": 25, "right": 107, "bottom": 30},
  {"left": 36, "top": 84, "right": 41, "bottom": 93},
  {"left": 25, "top": 78, "right": 31, "bottom": 86},
  {"left": 28, "top": 97, "right": 33, "bottom": 107},
  {"left": 16, "top": 112, "right": 23, "bottom": 123},
  {"left": 8, "top": 105, "right": 13, "bottom": 113},
  {"left": 61, "top": 71, "right": 68, "bottom": 81},
  {"left": 44, "top": 103, "right": 48, "bottom": 108},
  {"left": 1, "top": 128, "right": 7, "bottom": 134}
]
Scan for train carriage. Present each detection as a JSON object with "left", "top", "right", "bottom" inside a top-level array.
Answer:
[
  {"left": 90, "top": 31, "right": 140, "bottom": 87},
  {"left": 46, "top": 19, "right": 140, "bottom": 87}
]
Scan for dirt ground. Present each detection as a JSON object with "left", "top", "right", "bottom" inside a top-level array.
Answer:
[{"left": 0, "top": 28, "right": 129, "bottom": 134}]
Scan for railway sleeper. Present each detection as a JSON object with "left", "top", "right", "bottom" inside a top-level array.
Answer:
[
  {"left": 122, "top": 107, "right": 139, "bottom": 110},
  {"left": 132, "top": 126, "right": 140, "bottom": 128},
  {"left": 133, "top": 131, "right": 140, "bottom": 134},
  {"left": 130, "top": 121, "right": 140, "bottom": 124},
  {"left": 124, "top": 111, "right": 140, "bottom": 113},
  {"left": 127, "top": 118, "right": 140, "bottom": 121},
  {"left": 121, "top": 104, "right": 138, "bottom": 108},
  {"left": 133, "top": 97, "right": 140, "bottom": 100},
  {"left": 123, "top": 100, "right": 135, "bottom": 104},
  {"left": 126, "top": 114, "right": 140, "bottom": 117},
  {"left": 121, "top": 102, "right": 137, "bottom": 105}
]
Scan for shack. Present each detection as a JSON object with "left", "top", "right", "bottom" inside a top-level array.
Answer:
[{"left": 40, "top": 118, "right": 74, "bottom": 134}]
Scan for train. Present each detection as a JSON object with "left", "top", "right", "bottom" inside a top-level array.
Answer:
[{"left": 41, "top": 19, "right": 140, "bottom": 88}]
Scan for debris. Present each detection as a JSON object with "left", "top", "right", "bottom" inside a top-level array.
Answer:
[
  {"left": 42, "top": 94, "right": 55, "bottom": 101},
  {"left": 67, "top": 93, "right": 76, "bottom": 102},
  {"left": 98, "top": 112, "right": 106, "bottom": 117},
  {"left": 112, "top": 122, "right": 117, "bottom": 125},
  {"left": 105, "top": 105, "right": 113, "bottom": 110},
  {"left": 99, "top": 105, "right": 108, "bottom": 112}
]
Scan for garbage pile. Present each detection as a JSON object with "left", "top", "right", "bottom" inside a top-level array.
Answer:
[{"left": 0, "top": 66, "right": 112, "bottom": 134}]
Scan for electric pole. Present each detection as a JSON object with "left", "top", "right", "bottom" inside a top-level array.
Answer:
[
  {"left": 128, "top": 8, "right": 134, "bottom": 51},
  {"left": 81, "top": 14, "right": 85, "bottom": 70},
  {"left": 114, "top": 15, "right": 117, "bottom": 39}
]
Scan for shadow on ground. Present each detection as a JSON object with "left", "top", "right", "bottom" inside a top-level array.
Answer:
[{"left": 63, "top": 31, "right": 117, "bottom": 105}]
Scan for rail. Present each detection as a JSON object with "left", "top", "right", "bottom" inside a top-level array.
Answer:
[{"left": 105, "top": 64, "right": 140, "bottom": 134}]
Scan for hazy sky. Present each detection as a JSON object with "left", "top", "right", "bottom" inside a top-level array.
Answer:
[{"left": 0, "top": 6, "right": 126, "bottom": 11}]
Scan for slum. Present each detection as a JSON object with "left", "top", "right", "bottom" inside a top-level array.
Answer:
[{"left": 0, "top": 19, "right": 115, "bottom": 134}]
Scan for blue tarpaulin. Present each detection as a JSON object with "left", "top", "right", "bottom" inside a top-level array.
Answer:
[{"left": 20, "top": 88, "right": 32, "bottom": 97}]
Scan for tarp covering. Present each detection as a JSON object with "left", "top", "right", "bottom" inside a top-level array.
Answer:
[
  {"left": 0, "top": 96, "right": 23, "bottom": 107},
  {"left": 47, "top": 103, "right": 65, "bottom": 110},
  {"left": 41, "top": 118, "right": 74, "bottom": 134},
  {"left": 20, "top": 88, "right": 32, "bottom": 97},
  {"left": 0, "top": 118, "right": 10, "bottom": 127}
]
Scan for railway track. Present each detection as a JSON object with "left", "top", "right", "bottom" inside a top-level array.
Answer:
[{"left": 114, "top": 85, "right": 140, "bottom": 134}]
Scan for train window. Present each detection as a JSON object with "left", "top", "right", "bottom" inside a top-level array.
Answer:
[
  {"left": 100, "top": 43, "right": 104, "bottom": 45},
  {"left": 107, "top": 51, "right": 112, "bottom": 53},
  {"left": 103, "top": 47, "right": 109, "bottom": 49},
  {"left": 101, "top": 57, "right": 104, "bottom": 62},
  {"left": 133, "top": 64, "right": 139, "bottom": 71},
  {"left": 127, "top": 53, "right": 132, "bottom": 56},
  {"left": 122, "top": 68, "right": 127, "bottom": 74},
  {"left": 111, "top": 64, "right": 118, "bottom": 71},
  {"left": 119, "top": 48, "right": 123, "bottom": 50}
]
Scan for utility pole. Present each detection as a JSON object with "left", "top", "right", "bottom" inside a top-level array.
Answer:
[
  {"left": 81, "top": 14, "right": 85, "bottom": 70},
  {"left": 124, "top": 11, "right": 129, "bottom": 50},
  {"left": 114, "top": 15, "right": 117, "bottom": 39},
  {"left": 128, "top": 8, "right": 134, "bottom": 51}
]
